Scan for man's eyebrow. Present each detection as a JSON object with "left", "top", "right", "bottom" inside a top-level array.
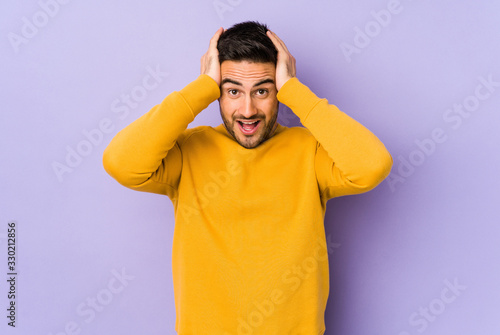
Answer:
[
  {"left": 253, "top": 78, "right": 275, "bottom": 87},
  {"left": 220, "top": 78, "right": 275, "bottom": 87},
  {"left": 221, "top": 78, "right": 242, "bottom": 87}
]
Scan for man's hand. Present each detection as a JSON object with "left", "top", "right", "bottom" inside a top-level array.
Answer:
[
  {"left": 201, "top": 27, "right": 224, "bottom": 86},
  {"left": 266, "top": 30, "right": 296, "bottom": 91}
]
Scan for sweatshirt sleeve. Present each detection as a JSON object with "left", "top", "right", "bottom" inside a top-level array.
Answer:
[
  {"left": 102, "top": 74, "right": 221, "bottom": 197},
  {"left": 277, "top": 77, "right": 393, "bottom": 199}
]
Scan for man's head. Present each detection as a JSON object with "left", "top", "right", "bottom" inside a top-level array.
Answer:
[{"left": 217, "top": 21, "right": 279, "bottom": 149}]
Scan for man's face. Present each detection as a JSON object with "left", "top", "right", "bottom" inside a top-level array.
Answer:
[{"left": 219, "top": 60, "right": 279, "bottom": 149}]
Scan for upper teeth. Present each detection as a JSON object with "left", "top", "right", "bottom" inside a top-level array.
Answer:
[{"left": 241, "top": 121, "right": 258, "bottom": 124}]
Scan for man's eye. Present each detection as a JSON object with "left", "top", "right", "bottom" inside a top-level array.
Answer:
[
  {"left": 256, "top": 89, "right": 268, "bottom": 96},
  {"left": 228, "top": 89, "right": 238, "bottom": 96}
]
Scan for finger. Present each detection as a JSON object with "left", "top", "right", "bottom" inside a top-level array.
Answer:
[
  {"left": 267, "top": 30, "right": 289, "bottom": 54},
  {"left": 268, "top": 31, "right": 290, "bottom": 58},
  {"left": 209, "top": 27, "right": 224, "bottom": 49},
  {"left": 266, "top": 30, "right": 283, "bottom": 51}
]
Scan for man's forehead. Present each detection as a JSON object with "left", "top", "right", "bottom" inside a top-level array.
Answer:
[{"left": 220, "top": 60, "right": 275, "bottom": 86}]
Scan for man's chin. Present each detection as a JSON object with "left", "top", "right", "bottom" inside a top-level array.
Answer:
[
  {"left": 223, "top": 118, "right": 278, "bottom": 148},
  {"left": 233, "top": 122, "right": 279, "bottom": 148},
  {"left": 234, "top": 133, "right": 263, "bottom": 149}
]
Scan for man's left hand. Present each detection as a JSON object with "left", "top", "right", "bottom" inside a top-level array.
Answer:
[{"left": 266, "top": 30, "right": 296, "bottom": 91}]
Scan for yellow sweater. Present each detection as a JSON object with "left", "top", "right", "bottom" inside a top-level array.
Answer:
[{"left": 103, "top": 74, "right": 392, "bottom": 334}]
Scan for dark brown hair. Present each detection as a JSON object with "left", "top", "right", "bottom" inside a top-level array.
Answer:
[{"left": 217, "top": 21, "right": 277, "bottom": 65}]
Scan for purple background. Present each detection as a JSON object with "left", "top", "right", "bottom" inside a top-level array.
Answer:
[{"left": 1, "top": 1, "right": 500, "bottom": 334}]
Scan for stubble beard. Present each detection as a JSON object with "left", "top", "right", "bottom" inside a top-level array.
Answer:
[{"left": 220, "top": 103, "right": 279, "bottom": 149}]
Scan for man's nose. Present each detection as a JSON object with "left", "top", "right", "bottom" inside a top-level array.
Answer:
[{"left": 239, "top": 97, "right": 258, "bottom": 118}]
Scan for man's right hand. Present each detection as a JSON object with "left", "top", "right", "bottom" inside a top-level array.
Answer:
[{"left": 201, "top": 27, "right": 224, "bottom": 86}]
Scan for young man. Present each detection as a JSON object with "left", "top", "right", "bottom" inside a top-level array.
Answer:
[{"left": 103, "top": 21, "right": 392, "bottom": 335}]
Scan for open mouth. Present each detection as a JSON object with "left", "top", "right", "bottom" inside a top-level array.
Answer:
[{"left": 237, "top": 120, "right": 261, "bottom": 135}]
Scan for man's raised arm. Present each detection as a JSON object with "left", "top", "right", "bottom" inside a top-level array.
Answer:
[
  {"left": 267, "top": 30, "right": 393, "bottom": 198},
  {"left": 102, "top": 28, "right": 223, "bottom": 196}
]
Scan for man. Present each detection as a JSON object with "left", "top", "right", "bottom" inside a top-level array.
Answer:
[{"left": 103, "top": 21, "right": 392, "bottom": 335}]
